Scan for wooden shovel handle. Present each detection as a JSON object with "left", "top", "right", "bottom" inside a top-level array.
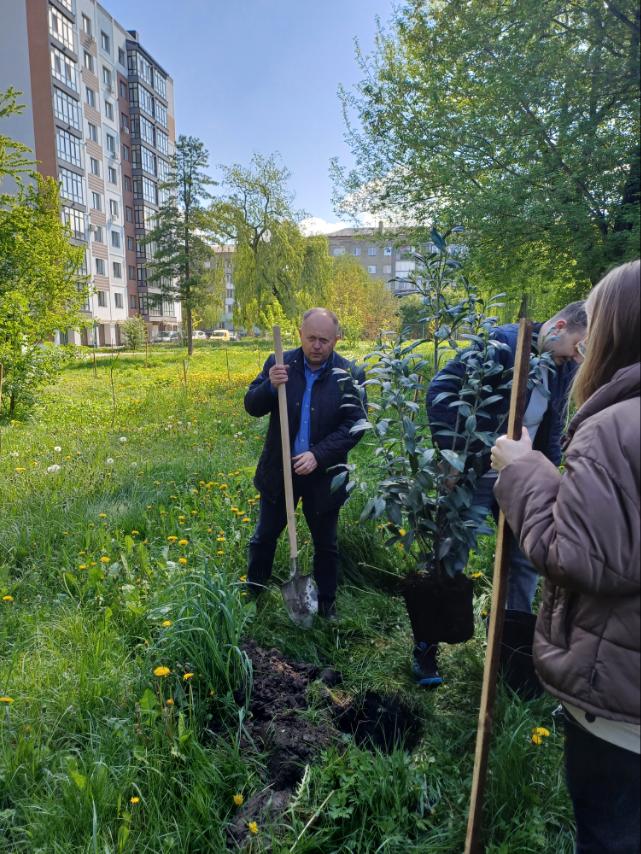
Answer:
[
  {"left": 464, "top": 311, "right": 533, "bottom": 853},
  {"left": 273, "top": 326, "right": 298, "bottom": 561}
]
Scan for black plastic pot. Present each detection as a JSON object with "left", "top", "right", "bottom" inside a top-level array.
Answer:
[{"left": 402, "top": 572, "right": 475, "bottom": 644}]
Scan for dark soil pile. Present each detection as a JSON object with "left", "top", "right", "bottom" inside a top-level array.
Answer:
[{"left": 227, "top": 642, "right": 421, "bottom": 849}]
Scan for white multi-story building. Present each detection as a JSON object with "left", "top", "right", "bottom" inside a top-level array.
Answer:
[{"left": 0, "top": 0, "right": 181, "bottom": 344}]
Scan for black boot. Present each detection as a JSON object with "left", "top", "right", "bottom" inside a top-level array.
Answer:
[{"left": 412, "top": 642, "right": 443, "bottom": 688}]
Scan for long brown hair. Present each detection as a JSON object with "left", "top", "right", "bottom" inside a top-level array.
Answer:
[{"left": 572, "top": 260, "right": 640, "bottom": 407}]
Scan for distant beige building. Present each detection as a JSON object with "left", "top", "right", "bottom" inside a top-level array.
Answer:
[{"left": 325, "top": 225, "right": 418, "bottom": 295}]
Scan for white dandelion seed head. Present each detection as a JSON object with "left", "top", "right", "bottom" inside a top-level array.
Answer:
[
  {"left": 53, "top": 446, "right": 62, "bottom": 453},
  {"left": 118, "top": 436, "right": 128, "bottom": 444},
  {"left": 47, "top": 464, "right": 61, "bottom": 474},
  {"left": 105, "top": 457, "right": 114, "bottom": 465}
]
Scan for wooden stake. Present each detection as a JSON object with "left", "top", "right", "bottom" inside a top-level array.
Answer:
[
  {"left": 464, "top": 299, "right": 532, "bottom": 854},
  {"left": 273, "top": 326, "right": 298, "bottom": 563}
]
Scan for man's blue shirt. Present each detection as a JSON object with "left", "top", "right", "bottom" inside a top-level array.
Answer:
[{"left": 293, "top": 358, "right": 327, "bottom": 455}]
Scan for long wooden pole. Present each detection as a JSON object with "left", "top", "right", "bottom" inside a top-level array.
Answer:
[
  {"left": 273, "top": 326, "right": 298, "bottom": 566},
  {"left": 464, "top": 301, "right": 532, "bottom": 854}
]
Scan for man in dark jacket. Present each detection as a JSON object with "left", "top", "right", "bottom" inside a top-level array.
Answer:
[
  {"left": 413, "top": 301, "right": 587, "bottom": 687},
  {"left": 244, "top": 308, "right": 366, "bottom": 620}
]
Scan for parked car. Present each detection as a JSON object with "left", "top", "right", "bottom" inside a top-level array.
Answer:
[
  {"left": 155, "top": 331, "right": 182, "bottom": 343},
  {"left": 192, "top": 330, "right": 208, "bottom": 340},
  {"left": 209, "top": 329, "right": 232, "bottom": 342}
]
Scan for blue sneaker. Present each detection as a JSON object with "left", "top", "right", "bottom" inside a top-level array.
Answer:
[{"left": 412, "top": 642, "right": 443, "bottom": 688}]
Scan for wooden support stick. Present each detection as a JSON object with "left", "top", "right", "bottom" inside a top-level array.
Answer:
[
  {"left": 273, "top": 326, "right": 298, "bottom": 563},
  {"left": 464, "top": 300, "right": 532, "bottom": 854}
]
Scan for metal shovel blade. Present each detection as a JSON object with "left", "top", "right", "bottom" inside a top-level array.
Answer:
[{"left": 281, "top": 558, "right": 318, "bottom": 629}]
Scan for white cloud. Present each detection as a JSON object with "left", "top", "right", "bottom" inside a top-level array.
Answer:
[{"left": 298, "top": 217, "right": 351, "bottom": 236}]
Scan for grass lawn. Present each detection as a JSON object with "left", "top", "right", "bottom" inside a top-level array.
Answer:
[{"left": 0, "top": 341, "right": 574, "bottom": 852}]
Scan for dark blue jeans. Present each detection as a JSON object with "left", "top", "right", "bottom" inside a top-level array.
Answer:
[
  {"left": 564, "top": 709, "right": 640, "bottom": 853},
  {"left": 248, "top": 479, "right": 340, "bottom": 603}
]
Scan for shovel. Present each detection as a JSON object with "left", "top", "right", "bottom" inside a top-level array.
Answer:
[{"left": 272, "top": 326, "right": 318, "bottom": 628}]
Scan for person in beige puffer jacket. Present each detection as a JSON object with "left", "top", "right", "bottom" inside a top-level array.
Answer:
[{"left": 491, "top": 259, "right": 640, "bottom": 854}]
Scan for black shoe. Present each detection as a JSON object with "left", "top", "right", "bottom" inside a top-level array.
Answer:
[
  {"left": 243, "top": 579, "right": 267, "bottom": 600},
  {"left": 318, "top": 599, "right": 338, "bottom": 622},
  {"left": 412, "top": 642, "right": 443, "bottom": 688}
]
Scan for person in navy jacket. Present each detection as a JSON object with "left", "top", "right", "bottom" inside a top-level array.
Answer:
[
  {"left": 413, "top": 301, "right": 587, "bottom": 687},
  {"left": 244, "top": 308, "right": 366, "bottom": 620}
]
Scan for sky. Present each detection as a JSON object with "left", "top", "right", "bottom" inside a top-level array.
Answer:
[{"left": 104, "top": 0, "right": 398, "bottom": 231}]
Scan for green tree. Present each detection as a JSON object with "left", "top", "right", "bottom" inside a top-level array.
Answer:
[
  {"left": 0, "top": 88, "right": 33, "bottom": 199},
  {"left": 120, "top": 316, "right": 147, "bottom": 351},
  {"left": 0, "top": 177, "right": 87, "bottom": 417},
  {"left": 333, "top": 0, "right": 640, "bottom": 291},
  {"left": 144, "top": 135, "right": 216, "bottom": 355},
  {"left": 327, "top": 255, "right": 398, "bottom": 341},
  {"left": 208, "top": 154, "right": 332, "bottom": 327}
]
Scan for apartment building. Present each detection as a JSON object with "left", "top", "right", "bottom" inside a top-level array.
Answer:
[
  {"left": 0, "top": 0, "right": 180, "bottom": 344},
  {"left": 326, "top": 226, "right": 418, "bottom": 295}
]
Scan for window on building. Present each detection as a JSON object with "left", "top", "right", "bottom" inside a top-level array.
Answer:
[
  {"left": 90, "top": 156, "right": 100, "bottom": 176},
  {"left": 367, "top": 265, "right": 377, "bottom": 274},
  {"left": 120, "top": 113, "right": 129, "bottom": 133},
  {"left": 104, "top": 100, "right": 114, "bottom": 120},
  {"left": 106, "top": 133, "right": 116, "bottom": 155},
  {"left": 139, "top": 115, "right": 154, "bottom": 144},
  {"left": 56, "top": 129, "right": 82, "bottom": 167},
  {"left": 141, "top": 146, "right": 156, "bottom": 175},
  {"left": 137, "top": 265, "right": 146, "bottom": 282},
  {"left": 127, "top": 236, "right": 134, "bottom": 251},
  {"left": 107, "top": 166, "right": 117, "bottom": 184},
  {"left": 85, "top": 86, "right": 96, "bottom": 107},
  {"left": 102, "top": 66, "right": 112, "bottom": 88},
  {"left": 88, "top": 122, "right": 98, "bottom": 142},
  {"left": 57, "top": 0, "right": 73, "bottom": 13},
  {"left": 111, "top": 230, "right": 120, "bottom": 248},
  {"left": 156, "top": 157, "right": 170, "bottom": 182},
  {"left": 62, "top": 207, "right": 86, "bottom": 240},
  {"left": 113, "top": 263, "right": 122, "bottom": 280},
  {"left": 122, "top": 144, "right": 130, "bottom": 161},
  {"left": 109, "top": 199, "right": 119, "bottom": 218},
  {"left": 332, "top": 247, "right": 345, "bottom": 257},
  {"left": 83, "top": 51, "right": 94, "bottom": 72},
  {"left": 124, "top": 176, "right": 132, "bottom": 193},
  {"left": 134, "top": 206, "right": 144, "bottom": 227},
  {"left": 53, "top": 88, "right": 81, "bottom": 130},
  {"left": 142, "top": 177, "right": 157, "bottom": 204},
  {"left": 97, "top": 288, "right": 107, "bottom": 305},
  {"left": 125, "top": 205, "right": 133, "bottom": 222},
  {"left": 384, "top": 246, "right": 393, "bottom": 256},
  {"left": 119, "top": 80, "right": 127, "bottom": 98},
  {"left": 51, "top": 47, "right": 77, "bottom": 91},
  {"left": 155, "top": 101, "right": 168, "bottom": 128},
  {"left": 154, "top": 72, "right": 167, "bottom": 98},
  {"left": 93, "top": 225, "right": 104, "bottom": 242},
  {"left": 128, "top": 266, "right": 136, "bottom": 281},
  {"left": 59, "top": 167, "right": 84, "bottom": 204},
  {"left": 114, "top": 291, "right": 124, "bottom": 308},
  {"left": 118, "top": 47, "right": 126, "bottom": 67},
  {"left": 100, "top": 31, "right": 110, "bottom": 53},
  {"left": 156, "top": 128, "right": 169, "bottom": 154},
  {"left": 367, "top": 246, "right": 377, "bottom": 256},
  {"left": 82, "top": 14, "right": 92, "bottom": 35},
  {"left": 138, "top": 85, "right": 154, "bottom": 115},
  {"left": 91, "top": 191, "right": 102, "bottom": 210},
  {"left": 383, "top": 264, "right": 392, "bottom": 275},
  {"left": 353, "top": 246, "right": 361, "bottom": 256},
  {"left": 95, "top": 259, "right": 106, "bottom": 276},
  {"left": 49, "top": 7, "right": 75, "bottom": 52},
  {"left": 136, "top": 54, "right": 153, "bottom": 85}
]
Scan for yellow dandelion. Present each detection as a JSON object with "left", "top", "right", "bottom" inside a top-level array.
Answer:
[
  {"left": 216, "top": 536, "right": 225, "bottom": 543},
  {"left": 15, "top": 467, "right": 26, "bottom": 473},
  {"left": 248, "top": 821, "right": 259, "bottom": 835},
  {"left": 183, "top": 672, "right": 194, "bottom": 681},
  {"left": 131, "top": 530, "right": 140, "bottom": 536},
  {"left": 78, "top": 564, "right": 87, "bottom": 570},
  {"left": 531, "top": 733, "right": 544, "bottom": 745},
  {"left": 207, "top": 528, "right": 213, "bottom": 533},
  {"left": 216, "top": 550, "right": 224, "bottom": 556},
  {"left": 233, "top": 793, "right": 244, "bottom": 807},
  {"left": 241, "top": 517, "right": 251, "bottom": 523},
  {"left": 470, "top": 571, "right": 484, "bottom": 579},
  {"left": 165, "top": 698, "right": 174, "bottom": 706},
  {"left": 178, "top": 538, "right": 188, "bottom": 546},
  {"left": 231, "top": 506, "right": 239, "bottom": 513},
  {"left": 2, "top": 595, "right": 14, "bottom": 602},
  {"left": 98, "top": 513, "right": 107, "bottom": 519},
  {"left": 161, "top": 620, "right": 172, "bottom": 628},
  {"left": 533, "top": 726, "right": 550, "bottom": 738},
  {"left": 398, "top": 528, "right": 407, "bottom": 537},
  {"left": 167, "top": 535, "right": 178, "bottom": 542},
  {"left": 0, "top": 696, "right": 14, "bottom": 704},
  {"left": 153, "top": 666, "right": 171, "bottom": 678},
  {"left": 178, "top": 557, "right": 188, "bottom": 565},
  {"left": 239, "top": 575, "right": 247, "bottom": 583},
  {"left": 99, "top": 556, "right": 110, "bottom": 564},
  {"left": 130, "top": 796, "right": 140, "bottom": 805},
  {"left": 219, "top": 484, "right": 228, "bottom": 490}
]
